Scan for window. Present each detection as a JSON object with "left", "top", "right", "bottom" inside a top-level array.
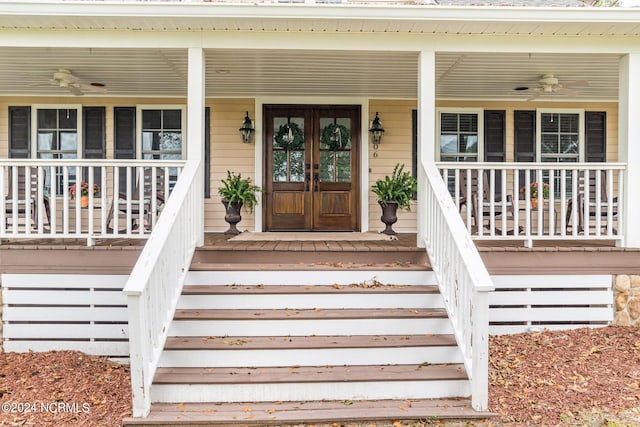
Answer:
[
  {"left": 35, "top": 107, "right": 81, "bottom": 159},
  {"left": 536, "top": 109, "right": 585, "bottom": 197},
  {"left": 32, "top": 105, "right": 83, "bottom": 195},
  {"left": 137, "top": 107, "right": 185, "bottom": 160},
  {"left": 536, "top": 109, "right": 584, "bottom": 163},
  {"left": 136, "top": 106, "right": 186, "bottom": 189},
  {"left": 437, "top": 110, "right": 483, "bottom": 162}
]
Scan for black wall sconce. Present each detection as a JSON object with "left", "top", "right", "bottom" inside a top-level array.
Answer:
[
  {"left": 369, "top": 112, "right": 384, "bottom": 157},
  {"left": 239, "top": 111, "right": 255, "bottom": 144}
]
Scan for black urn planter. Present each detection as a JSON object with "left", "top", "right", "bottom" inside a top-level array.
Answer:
[
  {"left": 222, "top": 200, "right": 243, "bottom": 235},
  {"left": 378, "top": 200, "right": 399, "bottom": 236}
]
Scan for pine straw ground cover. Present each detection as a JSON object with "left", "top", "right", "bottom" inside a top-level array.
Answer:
[{"left": 0, "top": 326, "right": 639, "bottom": 426}]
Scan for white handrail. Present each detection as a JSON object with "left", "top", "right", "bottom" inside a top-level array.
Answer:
[
  {"left": 0, "top": 159, "right": 185, "bottom": 244},
  {"left": 420, "top": 160, "right": 494, "bottom": 411},
  {"left": 123, "top": 160, "right": 201, "bottom": 417}
]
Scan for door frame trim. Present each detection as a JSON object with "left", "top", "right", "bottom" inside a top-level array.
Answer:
[{"left": 255, "top": 96, "right": 370, "bottom": 232}]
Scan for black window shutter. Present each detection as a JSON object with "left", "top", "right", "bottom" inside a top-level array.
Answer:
[
  {"left": 484, "top": 110, "right": 506, "bottom": 196},
  {"left": 484, "top": 110, "right": 505, "bottom": 162},
  {"left": 83, "top": 107, "right": 106, "bottom": 183},
  {"left": 8, "top": 106, "right": 31, "bottom": 158},
  {"left": 114, "top": 107, "right": 136, "bottom": 160},
  {"left": 83, "top": 107, "right": 106, "bottom": 159},
  {"left": 114, "top": 107, "right": 136, "bottom": 193},
  {"left": 514, "top": 110, "right": 536, "bottom": 195},
  {"left": 585, "top": 111, "right": 606, "bottom": 163},
  {"left": 204, "top": 107, "right": 211, "bottom": 198},
  {"left": 514, "top": 110, "right": 536, "bottom": 163}
]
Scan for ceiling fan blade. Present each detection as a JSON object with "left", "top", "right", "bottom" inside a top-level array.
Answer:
[
  {"left": 555, "top": 87, "right": 577, "bottom": 96},
  {"left": 76, "top": 83, "right": 107, "bottom": 94},
  {"left": 67, "top": 84, "right": 84, "bottom": 96},
  {"left": 563, "top": 80, "right": 589, "bottom": 88}
]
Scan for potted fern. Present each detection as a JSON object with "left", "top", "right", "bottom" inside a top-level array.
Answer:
[
  {"left": 218, "top": 171, "right": 261, "bottom": 235},
  {"left": 371, "top": 163, "right": 417, "bottom": 236}
]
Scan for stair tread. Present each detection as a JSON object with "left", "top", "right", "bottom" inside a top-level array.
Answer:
[
  {"left": 174, "top": 307, "right": 447, "bottom": 320},
  {"left": 164, "top": 334, "right": 457, "bottom": 350},
  {"left": 190, "top": 263, "right": 430, "bottom": 271},
  {"left": 182, "top": 284, "right": 439, "bottom": 295},
  {"left": 123, "top": 398, "right": 494, "bottom": 425},
  {"left": 153, "top": 364, "right": 467, "bottom": 384}
]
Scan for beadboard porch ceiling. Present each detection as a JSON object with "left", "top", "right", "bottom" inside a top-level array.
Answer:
[{"left": 0, "top": 47, "right": 621, "bottom": 100}]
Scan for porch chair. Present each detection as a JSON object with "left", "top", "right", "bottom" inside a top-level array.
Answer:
[
  {"left": 459, "top": 169, "right": 516, "bottom": 234},
  {"left": 4, "top": 166, "right": 50, "bottom": 230},
  {"left": 566, "top": 170, "right": 618, "bottom": 234},
  {"left": 105, "top": 167, "right": 166, "bottom": 233}
]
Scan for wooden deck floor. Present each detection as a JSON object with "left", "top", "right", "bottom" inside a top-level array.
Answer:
[{"left": 1, "top": 232, "right": 639, "bottom": 275}]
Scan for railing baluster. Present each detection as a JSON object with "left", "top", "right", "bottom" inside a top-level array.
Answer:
[
  {"left": 513, "top": 170, "right": 519, "bottom": 237},
  {"left": 63, "top": 166, "right": 69, "bottom": 235},
  {"left": 75, "top": 166, "right": 82, "bottom": 235},
  {"left": 548, "top": 169, "right": 555, "bottom": 237},
  {"left": 0, "top": 166, "right": 5, "bottom": 235},
  {"left": 49, "top": 165, "right": 57, "bottom": 235},
  {"left": 583, "top": 169, "right": 590, "bottom": 237},
  {"left": 501, "top": 169, "right": 507, "bottom": 237},
  {"left": 560, "top": 169, "right": 566, "bottom": 237}
]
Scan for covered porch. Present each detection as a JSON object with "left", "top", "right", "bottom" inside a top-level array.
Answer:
[{"left": 2, "top": 1, "right": 640, "bottom": 420}]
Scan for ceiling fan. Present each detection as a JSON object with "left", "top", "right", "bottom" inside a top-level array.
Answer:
[
  {"left": 49, "top": 69, "right": 107, "bottom": 96},
  {"left": 516, "top": 74, "right": 588, "bottom": 101}
]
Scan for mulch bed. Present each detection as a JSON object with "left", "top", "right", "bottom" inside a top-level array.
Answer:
[
  {"left": 0, "top": 350, "right": 131, "bottom": 426},
  {"left": 0, "top": 327, "right": 639, "bottom": 426},
  {"left": 489, "top": 326, "right": 640, "bottom": 426}
]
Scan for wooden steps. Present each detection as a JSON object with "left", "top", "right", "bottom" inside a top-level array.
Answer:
[
  {"left": 164, "top": 334, "right": 457, "bottom": 350},
  {"left": 123, "top": 398, "right": 493, "bottom": 426},
  {"left": 174, "top": 307, "right": 448, "bottom": 320},
  {"left": 135, "top": 269, "right": 480, "bottom": 424}
]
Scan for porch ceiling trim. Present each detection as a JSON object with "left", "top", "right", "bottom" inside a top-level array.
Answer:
[{"left": 2, "top": 1, "right": 640, "bottom": 37}]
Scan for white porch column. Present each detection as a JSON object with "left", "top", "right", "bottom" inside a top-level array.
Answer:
[
  {"left": 416, "top": 50, "right": 436, "bottom": 248},
  {"left": 618, "top": 54, "right": 640, "bottom": 248},
  {"left": 187, "top": 47, "right": 205, "bottom": 246}
]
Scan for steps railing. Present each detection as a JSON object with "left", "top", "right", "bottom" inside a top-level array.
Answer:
[
  {"left": 419, "top": 160, "right": 494, "bottom": 411},
  {"left": 124, "top": 160, "right": 201, "bottom": 417}
]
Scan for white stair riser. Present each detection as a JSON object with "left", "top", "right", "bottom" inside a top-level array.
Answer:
[
  {"left": 185, "top": 270, "right": 435, "bottom": 286},
  {"left": 151, "top": 380, "right": 471, "bottom": 403},
  {"left": 158, "top": 347, "right": 463, "bottom": 368},
  {"left": 169, "top": 319, "right": 453, "bottom": 337},
  {"left": 177, "top": 294, "right": 444, "bottom": 310}
]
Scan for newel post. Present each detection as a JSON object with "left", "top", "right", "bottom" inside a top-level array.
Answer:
[
  {"left": 471, "top": 289, "right": 490, "bottom": 411},
  {"left": 187, "top": 47, "right": 205, "bottom": 246}
]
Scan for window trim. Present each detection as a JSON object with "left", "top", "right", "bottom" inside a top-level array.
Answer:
[
  {"left": 30, "top": 104, "right": 83, "bottom": 159},
  {"left": 535, "top": 108, "right": 585, "bottom": 163},
  {"left": 135, "top": 105, "right": 187, "bottom": 160},
  {"left": 435, "top": 108, "right": 484, "bottom": 161}
]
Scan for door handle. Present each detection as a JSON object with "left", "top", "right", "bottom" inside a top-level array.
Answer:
[
  {"left": 313, "top": 172, "right": 319, "bottom": 192},
  {"left": 305, "top": 172, "right": 311, "bottom": 191}
]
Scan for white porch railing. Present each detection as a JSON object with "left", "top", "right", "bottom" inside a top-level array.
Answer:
[
  {"left": 437, "top": 162, "right": 625, "bottom": 247},
  {"left": 0, "top": 159, "right": 185, "bottom": 245},
  {"left": 420, "top": 161, "right": 494, "bottom": 411},
  {"left": 124, "top": 160, "right": 201, "bottom": 417}
]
